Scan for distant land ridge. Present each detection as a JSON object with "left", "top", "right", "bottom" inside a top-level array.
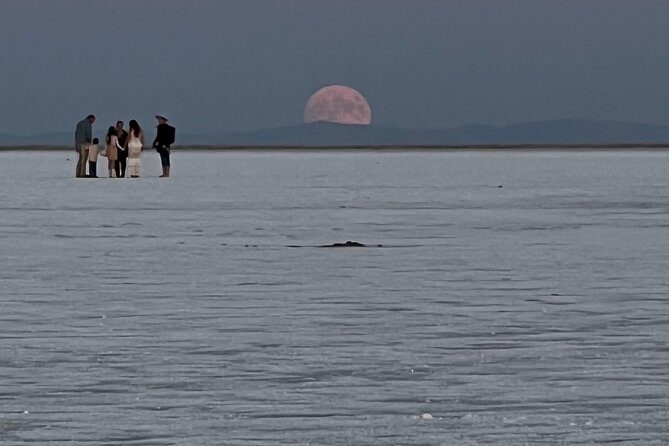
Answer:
[{"left": 2, "top": 119, "right": 669, "bottom": 146}]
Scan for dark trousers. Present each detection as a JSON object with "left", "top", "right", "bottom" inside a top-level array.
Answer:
[
  {"left": 158, "top": 148, "right": 170, "bottom": 167},
  {"left": 115, "top": 157, "right": 127, "bottom": 178},
  {"left": 88, "top": 161, "right": 97, "bottom": 177}
]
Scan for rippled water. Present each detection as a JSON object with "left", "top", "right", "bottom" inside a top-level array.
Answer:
[{"left": 1, "top": 149, "right": 669, "bottom": 445}]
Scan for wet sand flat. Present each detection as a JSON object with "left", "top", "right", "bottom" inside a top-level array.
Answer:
[{"left": 1, "top": 150, "right": 668, "bottom": 445}]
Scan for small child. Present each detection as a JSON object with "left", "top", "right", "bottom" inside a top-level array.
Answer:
[{"left": 87, "top": 138, "right": 100, "bottom": 177}]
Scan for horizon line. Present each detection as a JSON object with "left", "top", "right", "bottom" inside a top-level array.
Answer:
[{"left": 2, "top": 117, "right": 669, "bottom": 137}]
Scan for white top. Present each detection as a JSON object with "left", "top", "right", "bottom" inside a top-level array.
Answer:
[
  {"left": 84, "top": 143, "right": 99, "bottom": 162},
  {"left": 127, "top": 134, "right": 142, "bottom": 158}
]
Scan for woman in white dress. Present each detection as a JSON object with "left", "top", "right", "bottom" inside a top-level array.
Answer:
[{"left": 125, "top": 120, "right": 144, "bottom": 178}]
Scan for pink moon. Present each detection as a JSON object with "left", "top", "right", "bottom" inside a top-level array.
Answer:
[{"left": 303, "top": 85, "right": 372, "bottom": 125}]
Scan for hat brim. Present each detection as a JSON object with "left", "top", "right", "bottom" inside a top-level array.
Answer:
[{"left": 155, "top": 115, "right": 168, "bottom": 121}]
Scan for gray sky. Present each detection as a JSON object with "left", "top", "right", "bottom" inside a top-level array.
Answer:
[{"left": 1, "top": 0, "right": 668, "bottom": 135}]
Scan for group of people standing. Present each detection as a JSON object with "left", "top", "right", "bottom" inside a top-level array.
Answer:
[{"left": 74, "top": 114, "right": 174, "bottom": 178}]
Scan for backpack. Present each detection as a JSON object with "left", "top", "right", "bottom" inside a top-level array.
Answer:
[{"left": 165, "top": 124, "right": 175, "bottom": 145}]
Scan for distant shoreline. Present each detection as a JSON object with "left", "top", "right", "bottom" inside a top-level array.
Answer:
[{"left": 0, "top": 144, "right": 668, "bottom": 152}]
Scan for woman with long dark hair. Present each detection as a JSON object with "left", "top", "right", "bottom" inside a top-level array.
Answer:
[
  {"left": 105, "top": 126, "right": 122, "bottom": 178},
  {"left": 125, "top": 119, "right": 144, "bottom": 178}
]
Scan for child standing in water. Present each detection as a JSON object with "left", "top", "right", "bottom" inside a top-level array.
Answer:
[
  {"left": 126, "top": 119, "right": 144, "bottom": 178},
  {"left": 105, "top": 127, "right": 122, "bottom": 178}
]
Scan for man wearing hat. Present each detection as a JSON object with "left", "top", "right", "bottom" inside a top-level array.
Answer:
[{"left": 152, "top": 114, "right": 174, "bottom": 177}]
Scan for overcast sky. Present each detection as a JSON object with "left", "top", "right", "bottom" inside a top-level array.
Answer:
[{"left": 1, "top": 0, "right": 668, "bottom": 135}]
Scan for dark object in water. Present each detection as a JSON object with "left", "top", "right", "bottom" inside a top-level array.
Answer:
[
  {"left": 285, "top": 241, "right": 383, "bottom": 248},
  {"left": 321, "top": 241, "right": 367, "bottom": 248}
]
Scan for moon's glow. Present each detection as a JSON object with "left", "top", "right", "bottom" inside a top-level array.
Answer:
[{"left": 304, "top": 85, "right": 372, "bottom": 125}]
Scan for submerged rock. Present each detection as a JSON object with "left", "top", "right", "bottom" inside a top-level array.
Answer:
[{"left": 321, "top": 241, "right": 367, "bottom": 248}]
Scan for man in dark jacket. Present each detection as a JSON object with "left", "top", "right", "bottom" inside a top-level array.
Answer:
[
  {"left": 74, "top": 114, "right": 95, "bottom": 177},
  {"left": 114, "top": 120, "right": 129, "bottom": 178},
  {"left": 153, "top": 114, "right": 174, "bottom": 177}
]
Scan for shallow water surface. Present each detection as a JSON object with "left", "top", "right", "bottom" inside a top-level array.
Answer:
[{"left": 1, "top": 150, "right": 669, "bottom": 445}]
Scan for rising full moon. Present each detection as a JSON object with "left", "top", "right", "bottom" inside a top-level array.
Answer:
[{"left": 303, "top": 85, "right": 372, "bottom": 125}]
